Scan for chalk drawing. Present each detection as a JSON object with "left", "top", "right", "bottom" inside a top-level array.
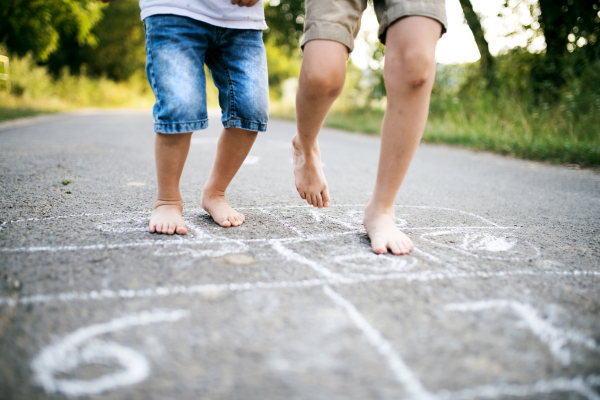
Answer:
[
  {"left": 191, "top": 137, "right": 218, "bottom": 145},
  {"left": 243, "top": 156, "right": 260, "bottom": 165},
  {"left": 266, "top": 139, "right": 290, "bottom": 148},
  {"left": 333, "top": 252, "right": 418, "bottom": 274},
  {"left": 31, "top": 309, "right": 189, "bottom": 397},
  {"left": 96, "top": 218, "right": 149, "bottom": 234},
  {"left": 436, "top": 375, "right": 600, "bottom": 400},
  {"left": 1, "top": 269, "right": 597, "bottom": 309},
  {"left": 420, "top": 230, "right": 540, "bottom": 261},
  {"left": 458, "top": 233, "right": 516, "bottom": 252},
  {"left": 324, "top": 285, "right": 435, "bottom": 400},
  {"left": 445, "top": 300, "right": 599, "bottom": 366}
]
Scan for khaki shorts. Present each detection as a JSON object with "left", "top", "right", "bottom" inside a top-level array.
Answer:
[{"left": 301, "top": 0, "right": 447, "bottom": 52}]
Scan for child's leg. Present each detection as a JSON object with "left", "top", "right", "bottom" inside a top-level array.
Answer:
[
  {"left": 201, "top": 127, "right": 257, "bottom": 227},
  {"left": 293, "top": 40, "right": 347, "bottom": 208},
  {"left": 363, "top": 16, "right": 441, "bottom": 255},
  {"left": 150, "top": 132, "right": 192, "bottom": 235}
]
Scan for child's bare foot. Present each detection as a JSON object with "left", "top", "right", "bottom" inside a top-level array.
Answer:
[
  {"left": 292, "top": 134, "right": 331, "bottom": 208},
  {"left": 363, "top": 203, "right": 413, "bottom": 255},
  {"left": 201, "top": 190, "right": 245, "bottom": 227},
  {"left": 149, "top": 199, "right": 187, "bottom": 235}
]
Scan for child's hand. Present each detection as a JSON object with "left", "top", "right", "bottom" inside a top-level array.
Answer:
[{"left": 231, "top": 0, "right": 261, "bottom": 6}]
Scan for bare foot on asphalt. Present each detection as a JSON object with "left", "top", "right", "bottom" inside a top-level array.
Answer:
[
  {"left": 149, "top": 199, "right": 187, "bottom": 235},
  {"left": 201, "top": 190, "right": 245, "bottom": 227},
  {"left": 363, "top": 203, "right": 413, "bottom": 255},
  {"left": 292, "top": 134, "right": 331, "bottom": 208}
]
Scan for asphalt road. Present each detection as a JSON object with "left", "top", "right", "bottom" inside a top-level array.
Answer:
[{"left": 0, "top": 110, "right": 599, "bottom": 400}]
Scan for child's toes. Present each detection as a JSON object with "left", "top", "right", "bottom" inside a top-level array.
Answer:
[
  {"left": 316, "top": 194, "right": 324, "bottom": 208},
  {"left": 219, "top": 218, "right": 232, "bottom": 227},
  {"left": 371, "top": 237, "right": 388, "bottom": 254},
  {"left": 167, "top": 222, "right": 176, "bottom": 234},
  {"left": 176, "top": 224, "right": 187, "bottom": 234},
  {"left": 389, "top": 241, "right": 403, "bottom": 255},
  {"left": 149, "top": 223, "right": 156, "bottom": 233},
  {"left": 322, "top": 188, "right": 331, "bottom": 207}
]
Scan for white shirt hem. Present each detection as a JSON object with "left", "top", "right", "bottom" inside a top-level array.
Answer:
[{"left": 141, "top": 6, "right": 267, "bottom": 30}]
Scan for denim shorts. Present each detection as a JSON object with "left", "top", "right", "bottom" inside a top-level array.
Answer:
[{"left": 144, "top": 15, "right": 269, "bottom": 133}]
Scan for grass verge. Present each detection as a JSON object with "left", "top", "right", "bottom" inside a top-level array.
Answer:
[
  {"left": 272, "top": 106, "right": 600, "bottom": 167},
  {"left": 0, "top": 107, "right": 57, "bottom": 123}
]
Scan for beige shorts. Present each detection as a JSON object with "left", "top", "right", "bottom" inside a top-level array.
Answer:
[{"left": 301, "top": 0, "right": 447, "bottom": 52}]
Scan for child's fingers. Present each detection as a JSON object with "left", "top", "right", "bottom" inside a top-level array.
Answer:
[{"left": 231, "top": 0, "right": 259, "bottom": 6}]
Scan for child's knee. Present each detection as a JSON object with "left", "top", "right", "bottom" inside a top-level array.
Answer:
[
  {"left": 385, "top": 48, "right": 435, "bottom": 91},
  {"left": 300, "top": 67, "right": 345, "bottom": 99}
]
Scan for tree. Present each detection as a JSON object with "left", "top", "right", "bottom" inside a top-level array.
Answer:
[
  {"left": 264, "top": 0, "right": 305, "bottom": 55},
  {"left": 52, "top": 0, "right": 146, "bottom": 81},
  {"left": 538, "top": 0, "right": 600, "bottom": 65},
  {"left": 458, "top": 0, "right": 495, "bottom": 86},
  {"left": 0, "top": 0, "right": 105, "bottom": 61}
]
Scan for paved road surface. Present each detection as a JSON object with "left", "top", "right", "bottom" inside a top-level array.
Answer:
[{"left": 1, "top": 110, "right": 599, "bottom": 399}]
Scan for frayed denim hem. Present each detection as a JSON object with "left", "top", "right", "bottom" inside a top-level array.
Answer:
[
  {"left": 222, "top": 118, "right": 267, "bottom": 132},
  {"left": 154, "top": 119, "right": 208, "bottom": 133}
]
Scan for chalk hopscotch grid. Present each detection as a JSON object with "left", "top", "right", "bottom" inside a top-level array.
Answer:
[
  {"left": 0, "top": 203, "right": 596, "bottom": 309},
  {"left": 0, "top": 204, "right": 525, "bottom": 256},
  {"left": 2, "top": 205, "right": 599, "bottom": 399},
  {"left": 0, "top": 204, "right": 579, "bottom": 310}
]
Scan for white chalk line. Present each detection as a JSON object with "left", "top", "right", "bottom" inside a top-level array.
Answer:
[
  {"left": 242, "top": 155, "right": 260, "bottom": 165},
  {"left": 0, "top": 225, "right": 517, "bottom": 255},
  {"left": 324, "top": 285, "right": 435, "bottom": 400},
  {"left": 31, "top": 309, "right": 189, "bottom": 397},
  {"left": 420, "top": 230, "right": 540, "bottom": 261},
  {"left": 0, "top": 204, "right": 516, "bottom": 256},
  {"left": 445, "top": 300, "right": 599, "bottom": 366},
  {"left": 2, "top": 269, "right": 598, "bottom": 309},
  {"left": 436, "top": 375, "right": 600, "bottom": 400},
  {"left": 0, "top": 204, "right": 499, "bottom": 228},
  {"left": 333, "top": 252, "right": 419, "bottom": 274}
]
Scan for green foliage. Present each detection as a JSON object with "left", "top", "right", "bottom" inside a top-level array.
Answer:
[
  {"left": 265, "top": 38, "right": 300, "bottom": 98},
  {"left": 264, "top": 0, "right": 305, "bottom": 54},
  {"left": 0, "top": 49, "right": 154, "bottom": 115},
  {"left": 425, "top": 49, "right": 600, "bottom": 166},
  {"left": 47, "top": 0, "right": 146, "bottom": 81},
  {"left": 0, "top": 0, "right": 105, "bottom": 61},
  {"left": 61, "top": 180, "right": 71, "bottom": 186}
]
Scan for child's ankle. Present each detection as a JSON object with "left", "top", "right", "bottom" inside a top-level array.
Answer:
[
  {"left": 292, "top": 134, "right": 318, "bottom": 153},
  {"left": 154, "top": 197, "right": 183, "bottom": 209},
  {"left": 201, "top": 187, "right": 225, "bottom": 200},
  {"left": 365, "top": 200, "right": 395, "bottom": 215}
]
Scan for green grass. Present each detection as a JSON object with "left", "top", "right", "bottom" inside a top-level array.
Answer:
[
  {"left": 424, "top": 118, "right": 600, "bottom": 166},
  {"left": 271, "top": 104, "right": 600, "bottom": 167},
  {"left": 325, "top": 108, "right": 384, "bottom": 135},
  {"left": 271, "top": 105, "right": 600, "bottom": 167},
  {"left": 0, "top": 106, "right": 57, "bottom": 122}
]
